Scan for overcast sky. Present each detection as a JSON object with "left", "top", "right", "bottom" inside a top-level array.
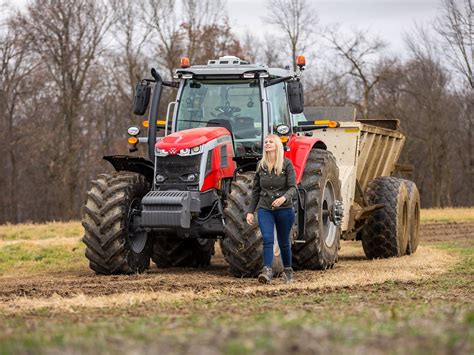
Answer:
[
  {"left": 5, "top": 0, "right": 442, "bottom": 56},
  {"left": 227, "top": 0, "right": 441, "bottom": 55}
]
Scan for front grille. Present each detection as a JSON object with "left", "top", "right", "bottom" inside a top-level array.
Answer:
[{"left": 155, "top": 154, "right": 202, "bottom": 184}]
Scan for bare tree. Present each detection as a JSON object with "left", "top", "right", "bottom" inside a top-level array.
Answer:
[
  {"left": 143, "top": 0, "right": 184, "bottom": 78},
  {"left": 264, "top": 0, "right": 316, "bottom": 71},
  {"left": 182, "top": 0, "right": 227, "bottom": 62},
  {"left": 14, "top": 0, "right": 111, "bottom": 219},
  {"left": 0, "top": 22, "right": 33, "bottom": 222},
  {"left": 239, "top": 32, "right": 260, "bottom": 63},
  {"left": 435, "top": 0, "right": 473, "bottom": 89},
  {"left": 435, "top": 0, "right": 473, "bottom": 204},
  {"left": 323, "top": 27, "right": 387, "bottom": 119},
  {"left": 110, "top": 0, "right": 150, "bottom": 106}
]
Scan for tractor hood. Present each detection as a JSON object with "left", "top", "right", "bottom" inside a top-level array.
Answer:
[{"left": 155, "top": 127, "right": 230, "bottom": 153}]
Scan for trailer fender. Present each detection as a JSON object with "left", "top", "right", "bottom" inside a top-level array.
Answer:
[
  {"left": 285, "top": 136, "right": 327, "bottom": 184},
  {"left": 103, "top": 155, "right": 154, "bottom": 182}
]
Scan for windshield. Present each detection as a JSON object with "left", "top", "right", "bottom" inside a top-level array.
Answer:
[{"left": 176, "top": 79, "right": 263, "bottom": 156}]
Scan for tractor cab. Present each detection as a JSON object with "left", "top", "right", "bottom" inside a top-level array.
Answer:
[{"left": 170, "top": 56, "right": 302, "bottom": 162}]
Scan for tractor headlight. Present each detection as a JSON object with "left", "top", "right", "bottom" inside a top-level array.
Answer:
[
  {"left": 276, "top": 124, "right": 290, "bottom": 135},
  {"left": 178, "top": 145, "right": 203, "bottom": 156},
  {"left": 180, "top": 173, "right": 199, "bottom": 183},
  {"left": 127, "top": 126, "right": 140, "bottom": 136},
  {"left": 155, "top": 173, "right": 167, "bottom": 183},
  {"left": 155, "top": 147, "right": 168, "bottom": 156}
]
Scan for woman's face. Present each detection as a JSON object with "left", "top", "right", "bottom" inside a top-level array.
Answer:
[{"left": 264, "top": 137, "right": 276, "bottom": 152}]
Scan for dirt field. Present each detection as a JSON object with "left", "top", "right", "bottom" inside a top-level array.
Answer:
[{"left": 0, "top": 218, "right": 473, "bottom": 354}]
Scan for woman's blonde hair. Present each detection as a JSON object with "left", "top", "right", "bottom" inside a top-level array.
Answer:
[{"left": 258, "top": 134, "right": 284, "bottom": 175}]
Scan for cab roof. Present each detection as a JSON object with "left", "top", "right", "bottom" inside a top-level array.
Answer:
[{"left": 175, "top": 56, "right": 293, "bottom": 78}]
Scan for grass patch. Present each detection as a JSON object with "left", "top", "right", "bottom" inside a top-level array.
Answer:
[
  {"left": 0, "top": 292, "right": 471, "bottom": 354},
  {"left": 421, "top": 208, "right": 474, "bottom": 223},
  {"left": 0, "top": 243, "right": 86, "bottom": 277},
  {"left": 0, "top": 221, "right": 82, "bottom": 241}
]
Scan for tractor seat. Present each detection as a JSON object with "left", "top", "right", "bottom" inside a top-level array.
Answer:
[{"left": 233, "top": 117, "right": 258, "bottom": 139}]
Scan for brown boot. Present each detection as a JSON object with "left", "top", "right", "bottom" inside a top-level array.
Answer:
[{"left": 258, "top": 266, "right": 273, "bottom": 284}]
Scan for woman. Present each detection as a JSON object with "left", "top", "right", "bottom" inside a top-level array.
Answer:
[{"left": 246, "top": 134, "right": 297, "bottom": 284}]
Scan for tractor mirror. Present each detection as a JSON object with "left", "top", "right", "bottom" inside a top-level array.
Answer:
[
  {"left": 133, "top": 81, "right": 151, "bottom": 116},
  {"left": 287, "top": 80, "right": 304, "bottom": 114}
]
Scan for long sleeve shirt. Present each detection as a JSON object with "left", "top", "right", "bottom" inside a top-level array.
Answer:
[{"left": 248, "top": 158, "right": 297, "bottom": 213}]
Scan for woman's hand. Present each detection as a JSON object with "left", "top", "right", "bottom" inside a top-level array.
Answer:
[
  {"left": 272, "top": 196, "right": 286, "bottom": 208},
  {"left": 246, "top": 213, "right": 254, "bottom": 225}
]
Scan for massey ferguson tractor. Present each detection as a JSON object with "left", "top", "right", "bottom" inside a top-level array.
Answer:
[{"left": 82, "top": 55, "right": 420, "bottom": 276}]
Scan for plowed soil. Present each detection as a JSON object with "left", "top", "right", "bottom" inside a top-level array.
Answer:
[{"left": 0, "top": 222, "right": 472, "bottom": 313}]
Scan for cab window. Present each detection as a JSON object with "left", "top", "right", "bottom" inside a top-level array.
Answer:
[{"left": 266, "top": 82, "right": 290, "bottom": 131}]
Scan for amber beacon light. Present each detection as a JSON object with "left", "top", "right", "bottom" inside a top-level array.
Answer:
[
  {"left": 296, "top": 55, "right": 306, "bottom": 68},
  {"left": 180, "top": 57, "right": 190, "bottom": 68}
]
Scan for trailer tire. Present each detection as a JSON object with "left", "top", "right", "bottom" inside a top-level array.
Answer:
[
  {"left": 361, "top": 177, "right": 409, "bottom": 258},
  {"left": 292, "top": 149, "right": 342, "bottom": 270},
  {"left": 403, "top": 180, "right": 420, "bottom": 255},
  {"left": 221, "top": 172, "right": 283, "bottom": 277},
  {"left": 82, "top": 172, "right": 153, "bottom": 275},
  {"left": 152, "top": 237, "right": 215, "bottom": 268}
]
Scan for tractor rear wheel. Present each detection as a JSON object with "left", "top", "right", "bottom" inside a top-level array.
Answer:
[
  {"left": 360, "top": 177, "right": 409, "bottom": 258},
  {"left": 82, "top": 172, "right": 153, "bottom": 274},
  {"left": 292, "top": 149, "right": 342, "bottom": 270},
  {"left": 152, "top": 237, "right": 215, "bottom": 268},
  {"left": 220, "top": 172, "right": 284, "bottom": 277},
  {"left": 403, "top": 180, "right": 421, "bottom": 255}
]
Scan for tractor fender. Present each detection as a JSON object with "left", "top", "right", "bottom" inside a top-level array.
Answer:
[
  {"left": 285, "top": 135, "right": 327, "bottom": 184},
  {"left": 103, "top": 155, "right": 154, "bottom": 182}
]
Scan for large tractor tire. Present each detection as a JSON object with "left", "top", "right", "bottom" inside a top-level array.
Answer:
[
  {"left": 403, "top": 180, "right": 421, "bottom": 255},
  {"left": 152, "top": 237, "right": 215, "bottom": 268},
  {"left": 82, "top": 172, "right": 153, "bottom": 274},
  {"left": 360, "top": 177, "right": 409, "bottom": 258},
  {"left": 220, "top": 172, "right": 283, "bottom": 277},
  {"left": 292, "top": 149, "right": 342, "bottom": 270}
]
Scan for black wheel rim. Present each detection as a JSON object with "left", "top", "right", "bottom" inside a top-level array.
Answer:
[{"left": 128, "top": 197, "right": 147, "bottom": 254}]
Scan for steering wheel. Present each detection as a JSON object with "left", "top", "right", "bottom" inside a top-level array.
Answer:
[{"left": 215, "top": 105, "right": 241, "bottom": 115}]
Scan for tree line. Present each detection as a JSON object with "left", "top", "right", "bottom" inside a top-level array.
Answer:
[{"left": 0, "top": 0, "right": 472, "bottom": 224}]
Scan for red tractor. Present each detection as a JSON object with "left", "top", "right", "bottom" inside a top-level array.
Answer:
[{"left": 82, "top": 55, "right": 347, "bottom": 276}]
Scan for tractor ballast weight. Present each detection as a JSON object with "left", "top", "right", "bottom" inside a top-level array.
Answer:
[{"left": 82, "top": 55, "right": 419, "bottom": 277}]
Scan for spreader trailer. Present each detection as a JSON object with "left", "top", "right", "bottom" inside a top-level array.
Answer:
[
  {"left": 81, "top": 55, "right": 420, "bottom": 277},
  {"left": 298, "top": 108, "right": 419, "bottom": 259}
]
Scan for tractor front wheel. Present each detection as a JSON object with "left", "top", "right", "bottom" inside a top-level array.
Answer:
[{"left": 82, "top": 172, "right": 153, "bottom": 274}]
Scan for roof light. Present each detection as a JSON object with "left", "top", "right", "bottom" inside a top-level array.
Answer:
[
  {"left": 243, "top": 72, "right": 255, "bottom": 78},
  {"left": 181, "top": 73, "right": 193, "bottom": 79},
  {"left": 180, "top": 57, "right": 190, "bottom": 68},
  {"left": 296, "top": 55, "right": 306, "bottom": 67}
]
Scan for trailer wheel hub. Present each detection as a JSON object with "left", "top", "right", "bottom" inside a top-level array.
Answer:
[{"left": 322, "top": 181, "right": 337, "bottom": 248}]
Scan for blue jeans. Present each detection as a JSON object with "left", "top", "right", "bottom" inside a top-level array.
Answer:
[{"left": 257, "top": 207, "right": 295, "bottom": 268}]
